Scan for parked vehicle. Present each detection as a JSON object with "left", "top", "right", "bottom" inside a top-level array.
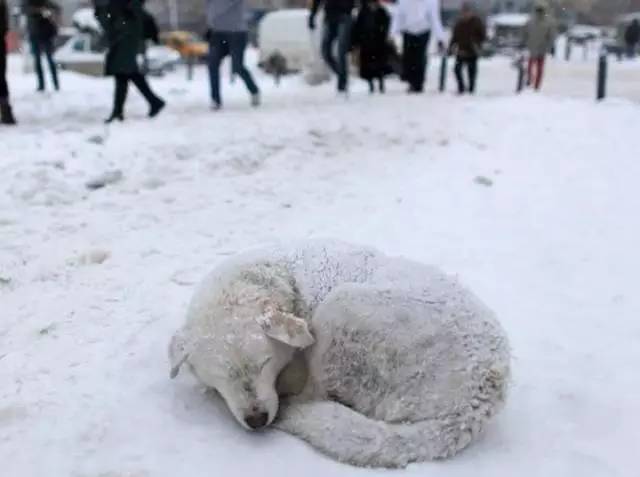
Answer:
[
  {"left": 160, "top": 30, "right": 208, "bottom": 62},
  {"left": 487, "top": 13, "right": 529, "bottom": 53},
  {"left": 56, "top": 32, "right": 180, "bottom": 77}
]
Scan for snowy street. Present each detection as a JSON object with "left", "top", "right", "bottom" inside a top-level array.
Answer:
[{"left": 1, "top": 54, "right": 639, "bottom": 476}]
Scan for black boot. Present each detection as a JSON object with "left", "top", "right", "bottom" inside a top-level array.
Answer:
[
  {"left": 104, "top": 112, "right": 124, "bottom": 124},
  {"left": 0, "top": 99, "right": 17, "bottom": 125},
  {"left": 148, "top": 98, "right": 165, "bottom": 118}
]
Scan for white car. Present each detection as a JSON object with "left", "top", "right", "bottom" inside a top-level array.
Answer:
[
  {"left": 56, "top": 32, "right": 181, "bottom": 77},
  {"left": 257, "top": 8, "right": 330, "bottom": 84}
]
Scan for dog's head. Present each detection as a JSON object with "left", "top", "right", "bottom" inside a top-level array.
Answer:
[{"left": 169, "top": 303, "right": 314, "bottom": 430}]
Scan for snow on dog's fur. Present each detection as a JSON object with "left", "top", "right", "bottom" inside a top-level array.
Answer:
[{"left": 169, "top": 240, "right": 511, "bottom": 468}]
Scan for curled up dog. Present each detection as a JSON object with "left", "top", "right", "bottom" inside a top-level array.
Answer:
[{"left": 169, "top": 240, "right": 511, "bottom": 468}]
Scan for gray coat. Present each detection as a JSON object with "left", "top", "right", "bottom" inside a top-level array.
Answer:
[
  {"left": 524, "top": 15, "right": 556, "bottom": 58},
  {"left": 206, "top": 0, "right": 247, "bottom": 33}
]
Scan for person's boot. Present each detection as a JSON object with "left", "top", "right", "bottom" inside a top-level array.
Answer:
[
  {"left": 104, "top": 112, "right": 124, "bottom": 124},
  {"left": 149, "top": 98, "right": 166, "bottom": 118},
  {"left": 0, "top": 99, "right": 17, "bottom": 125}
]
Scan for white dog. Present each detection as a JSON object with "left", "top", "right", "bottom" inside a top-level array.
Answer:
[{"left": 169, "top": 240, "right": 510, "bottom": 468}]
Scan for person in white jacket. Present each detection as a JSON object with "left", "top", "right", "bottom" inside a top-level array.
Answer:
[{"left": 393, "top": 0, "right": 445, "bottom": 93}]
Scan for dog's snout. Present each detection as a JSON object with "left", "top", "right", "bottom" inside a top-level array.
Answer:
[{"left": 244, "top": 412, "right": 269, "bottom": 430}]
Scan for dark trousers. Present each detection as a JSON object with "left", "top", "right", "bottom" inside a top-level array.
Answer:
[
  {"left": 111, "top": 73, "right": 161, "bottom": 115},
  {"left": 207, "top": 31, "right": 259, "bottom": 105},
  {"left": 321, "top": 14, "right": 352, "bottom": 92},
  {"left": 402, "top": 31, "right": 430, "bottom": 92},
  {"left": 30, "top": 37, "right": 59, "bottom": 91},
  {"left": 368, "top": 77, "right": 385, "bottom": 93},
  {"left": 454, "top": 56, "right": 478, "bottom": 94},
  {"left": 0, "top": 37, "right": 8, "bottom": 99}
]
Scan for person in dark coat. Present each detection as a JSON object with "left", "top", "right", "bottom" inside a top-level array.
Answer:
[
  {"left": 352, "top": 0, "right": 391, "bottom": 93},
  {"left": 624, "top": 19, "right": 640, "bottom": 58},
  {"left": 23, "top": 0, "right": 60, "bottom": 92},
  {"left": 95, "top": 0, "right": 165, "bottom": 123},
  {"left": 1, "top": 0, "right": 16, "bottom": 124},
  {"left": 449, "top": 2, "right": 486, "bottom": 94}
]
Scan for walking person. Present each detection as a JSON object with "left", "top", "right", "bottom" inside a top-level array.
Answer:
[
  {"left": 352, "top": 0, "right": 391, "bottom": 93},
  {"left": 449, "top": 2, "right": 485, "bottom": 95},
  {"left": 95, "top": 0, "right": 165, "bottom": 123},
  {"left": 393, "top": 0, "right": 445, "bottom": 93},
  {"left": 206, "top": 0, "right": 260, "bottom": 110},
  {"left": 309, "top": 0, "right": 355, "bottom": 95},
  {"left": 624, "top": 19, "right": 640, "bottom": 59},
  {"left": 24, "top": 0, "right": 60, "bottom": 92},
  {"left": 523, "top": 2, "right": 555, "bottom": 91},
  {"left": 1, "top": 0, "right": 16, "bottom": 124}
]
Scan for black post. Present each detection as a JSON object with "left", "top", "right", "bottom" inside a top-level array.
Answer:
[
  {"left": 597, "top": 51, "right": 607, "bottom": 101},
  {"left": 187, "top": 55, "right": 194, "bottom": 81},
  {"left": 516, "top": 55, "right": 525, "bottom": 93},
  {"left": 439, "top": 54, "right": 448, "bottom": 92}
]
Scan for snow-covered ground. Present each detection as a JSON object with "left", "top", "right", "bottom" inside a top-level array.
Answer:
[{"left": 1, "top": 53, "right": 639, "bottom": 477}]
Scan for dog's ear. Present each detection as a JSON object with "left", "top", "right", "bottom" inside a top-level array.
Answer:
[
  {"left": 168, "top": 330, "right": 191, "bottom": 379},
  {"left": 257, "top": 308, "right": 315, "bottom": 349}
]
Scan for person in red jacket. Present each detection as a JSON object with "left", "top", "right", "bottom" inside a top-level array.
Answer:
[
  {"left": 449, "top": 2, "right": 486, "bottom": 95},
  {"left": 0, "top": 0, "right": 16, "bottom": 124}
]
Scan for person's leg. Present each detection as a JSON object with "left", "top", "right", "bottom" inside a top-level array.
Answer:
[
  {"left": 229, "top": 32, "right": 259, "bottom": 98},
  {"left": 0, "top": 36, "right": 8, "bottom": 100},
  {"left": 106, "top": 74, "right": 128, "bottom": 122},
  {"left": 534, "top": 57, "right": 544, "bottom": 90},
  {"left": 0, "top": 37, "right": 16, "bottom": 124},
  {"left": 468, "top": 57, "right": 478, "bottom": 93},
  {"left": 30, "top": 38, "right": 45, "bottom": 91},
  {"left": 368, "top": 79, "right": 374, "bottom": 93},
  {"left": 129, "top": 72, "right": 165, "bottom": 116},
  {"left": 336, "top": 15, "right": 352, "bottom": 92},
  {"left": 454, "top": 57, "right": 465, "bottom": 93},
  {"left": 321, "top": 19, "right": 339, "bottom": 75},
  {"left": 414, "top": 31, "right": 430, "bottom": 92},
  {"left": 207, "top": 32, "right": 225, "bottom": 106},
  {"left": 402, "top": 33, "right": 418, "bottom": 91},
  {"left": 527, "top": 56, "right": 534, "bottom": 86},
  {"left": 378, "top": 76, "right": 385, "bottom": 93},
  {"left": 43, "top": 39, "right": 59, "bottom": 90}
]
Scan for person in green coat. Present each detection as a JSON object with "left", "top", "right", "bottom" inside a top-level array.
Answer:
[{"left": 95, "top": 0, "right": 165, "bottom": 123}]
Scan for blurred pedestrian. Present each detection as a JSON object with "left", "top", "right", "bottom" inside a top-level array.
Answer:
[
  {"left": 1, "top": 0, "right": 16, "bottom": 124},
  {"left": 309, "top": 0, "right": 355, "bottom": 95},
  {"left": 393, "top": 0, "right": 445, "bottom": 93},
  {"left": 352, "top": 0, "right": 391, "bottom": 93},
  {"left": 96, "top": 0, "right": 165, "bottom": 123},
  {"left": 523, "top": 2, "right": 555, "bottom": 91},
  {"left": 624, "top": 19, "right": 640, "bottom": 59},
  {"left": 206, "top": 0, "right": 260, "bottom": 110},
  {"left": 140, "top": 0, "right": 159, "bottom": 73},
  {"left": 449, "top": 2, "right": 485, "bottom": 95},
  {"left": 24, "top": 0, "right": 60, "bottom": 92}
]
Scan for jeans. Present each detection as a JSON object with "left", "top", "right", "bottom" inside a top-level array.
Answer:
[
  {"left": 321, "top": 14, "right": 353, "bottom": 92},
  {"left": 0, "top": 37, "right": 8, "bottom": 99},
  {"left": 402, "top": 31, "right": 430, "bottom": 92},
  {"left": 30, "top": 37, "right": 59, "bottom": 91},
  {"left": 454, "top": 56, "right": 478, "bottom": 94},
  {"left": 207, "top": 31, "right": 259, "bottom": 105},
  {"left": 527, "top": 56, "right": 545, "bottom": 90},
  {"left": 111, "top": 73, "right": 162, "bottom": 115}
]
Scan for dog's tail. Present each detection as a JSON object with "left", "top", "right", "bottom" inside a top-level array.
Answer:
[{"left": 274, "top": 396, "right": 498, "bottom": 469}]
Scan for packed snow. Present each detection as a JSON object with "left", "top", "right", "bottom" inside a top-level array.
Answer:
[{"left": 1, "top": 52, "right": 639, "bottom": 477}]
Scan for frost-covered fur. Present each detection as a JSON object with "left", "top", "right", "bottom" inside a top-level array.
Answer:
[{"left": 169, "top": 240, "right": 511, "bottom": 468}]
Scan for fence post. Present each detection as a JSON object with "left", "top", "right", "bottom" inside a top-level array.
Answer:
[
  {"left": 439, "top": 54, "right": 448, "bottom": 93},
  {"left": 597, "top": 50, "right": 607, "bottom": 101},
  {"left": 186, "top": 55, "right": 194, "bottom": 81}
]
